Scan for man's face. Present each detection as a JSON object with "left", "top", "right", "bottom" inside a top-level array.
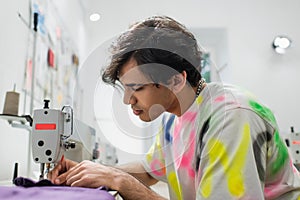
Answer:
[{"left": 119, "top": 58, "right": 176, "bottom": 122}]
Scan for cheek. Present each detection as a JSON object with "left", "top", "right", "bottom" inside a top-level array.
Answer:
[
  {"left": 138, "top": 87, "right": 172, "bottom": 109},
  {"left": 148, "top": 104, "right": 166, "bottom": 120},
  {"left": 149, "top": 91, "right": 172, "bottom": 109}
]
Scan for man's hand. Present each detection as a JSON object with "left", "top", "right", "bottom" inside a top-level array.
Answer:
[
  {"left": 66, "top": 160, "right": 123, "bottom": 189},
  {"left": 47, "top": 158, "right": 78, "bottom": 185},
  {"left": 48, "top": 160, "right": 165, "bottom": 199},
  {"left": 49, "top": 160, "right": 123, "bottom": 190}
]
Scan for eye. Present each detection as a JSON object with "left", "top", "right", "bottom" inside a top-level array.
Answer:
[
  {"left": 132, "top": 85, "right": 144, "bottom": 91},
  {"left": 123, "top": 83, "right": 147, "bottom": 92}
]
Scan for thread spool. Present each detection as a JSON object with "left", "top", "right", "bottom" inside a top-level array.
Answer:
[{"left": 3, "top": 85, "right": 20, "bottom": 116}]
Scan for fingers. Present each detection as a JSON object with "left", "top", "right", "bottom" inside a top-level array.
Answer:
[
  {"left": 66, "top": 159, "right": 78, "bottom": 169},
  {"left": 65, "top": 161, "right": 100, "bottom": 187},
  {"left": 51, "top": 161, "right": 77, "bottom": 185},
  {"left": 54, "top": 170, "right": 71, "bottom": 185},
  {"left": 65, "top": 171, "right": 83, "bottom": 186},
  {"left": 47, "top": 163, "right": 63, "bottom": 183},
  {"left": 51, "top": 160, "right": 110, "bottom": 188},
  {"left": 47, "top": 159, "right": 78, "bottom": 184},
  {"left": 64, "top": 162, "right": 87, "bottom": 186},
  {"left": 66, "top": 170, "right": 101, "bottom": 188}
]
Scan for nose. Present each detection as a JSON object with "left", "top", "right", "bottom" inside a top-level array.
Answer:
[{"left": 123, "top": 89, "right": 136, "bottom": 105}]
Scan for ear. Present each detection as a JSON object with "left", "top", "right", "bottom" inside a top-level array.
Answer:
[{"left": 170, "top": 71, "right": 187, "bottom": 94}]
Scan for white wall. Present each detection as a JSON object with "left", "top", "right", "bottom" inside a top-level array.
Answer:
[
  {"left": 0, "top": 0, "right": 31, "bottom": 182},
  {"left": 0, "top": 0, "right": 88, "bottom": 182},
  {"left": 0, "top": 0, "right": 299, "bottom": 183}
]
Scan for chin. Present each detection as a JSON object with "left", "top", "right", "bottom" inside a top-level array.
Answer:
[
  {"left": 139, "top": 112, "right": 161, "bottom": 122},
  {"left": 139, "top": 116, "right": 152, "bottom": 122}
]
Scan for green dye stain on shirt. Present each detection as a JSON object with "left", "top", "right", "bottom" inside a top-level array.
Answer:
[
  {"left": 249, "top": 100, "right": 276, "bottom": 125},
  {"left": 271, "top": 130, "right": 289, "bottom": 174}
]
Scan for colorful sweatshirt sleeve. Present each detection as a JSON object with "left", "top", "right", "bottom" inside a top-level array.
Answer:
[
  {"left": 142, "top": 122, "right": 168, "bottom": 183},
  {"left": 195, "top": 108, "right": 267, "bottom": 199}
]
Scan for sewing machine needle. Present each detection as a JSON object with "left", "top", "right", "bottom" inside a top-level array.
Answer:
[{"left": 39, "top": 163, "right": 45, "bottom": 180}]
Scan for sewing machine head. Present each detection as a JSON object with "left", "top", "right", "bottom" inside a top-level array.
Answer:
[{"left": 32, "top": 100, "right": 75, "bottom": 179}]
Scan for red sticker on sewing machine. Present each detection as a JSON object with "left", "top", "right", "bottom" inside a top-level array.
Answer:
[{"left": 35, "top": 123, "right": 56, "bottom": 130}]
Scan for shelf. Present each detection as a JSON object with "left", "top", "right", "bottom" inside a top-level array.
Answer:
[{"left": 0, "top": 114, "right": 32, "bottom": 126}]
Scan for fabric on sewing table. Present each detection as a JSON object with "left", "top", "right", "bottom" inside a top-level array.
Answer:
[{"left": 0, "top": 177, "right": 115, "bottom": 200}]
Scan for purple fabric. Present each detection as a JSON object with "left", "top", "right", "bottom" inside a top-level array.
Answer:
[
  {"left": 0, "top": 177, "right": 115, "bottom": 200},
  {"left": 13, "top": 177, "right": 57, "bottom": 187}
]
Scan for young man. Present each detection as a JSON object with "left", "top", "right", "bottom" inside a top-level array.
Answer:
[{"left": 48, "top": 16, "right": 300, "bottom": 199}]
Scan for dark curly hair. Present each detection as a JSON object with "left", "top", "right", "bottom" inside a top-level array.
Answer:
[{"left": 102, "top": 15, "right": 203, "bottom": 87}]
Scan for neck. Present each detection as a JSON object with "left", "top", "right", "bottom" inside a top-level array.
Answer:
[
  {"left": 168, "top": 78, "right": 206, "bottom": 117},
  {"left": 171, "top": 84, "right": 204, "bottom": 117}
]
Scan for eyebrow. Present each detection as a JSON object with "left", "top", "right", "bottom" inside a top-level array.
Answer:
[{"left": 124, "top": 83, "right": 145, "bottom": 87}]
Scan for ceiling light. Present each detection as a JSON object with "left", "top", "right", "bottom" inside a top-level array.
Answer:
[
  {"left": 89, "top": 13, "right": 101, "bottom": 22},
  {"left": 272, "top": 35, "right": 292, "bottom": 54}
]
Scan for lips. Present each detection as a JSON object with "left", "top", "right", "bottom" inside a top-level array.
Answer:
[{"left": 132, "top": 107, "right": 143, "bottom": 115}]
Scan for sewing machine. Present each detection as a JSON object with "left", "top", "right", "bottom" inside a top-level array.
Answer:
[
  {"left": 284, "top": 127, "right": 300, "bottom": 170},
  {"left": 32, "top": 99, "right": 99, "bottom": 180},
  {"left": 32, "top": 100, "right": 76, "bottom": 180}
]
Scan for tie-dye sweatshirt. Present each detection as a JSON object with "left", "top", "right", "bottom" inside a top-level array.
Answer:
[{"left": 142, "top": 82, "right": 300, "bottom": 200}]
